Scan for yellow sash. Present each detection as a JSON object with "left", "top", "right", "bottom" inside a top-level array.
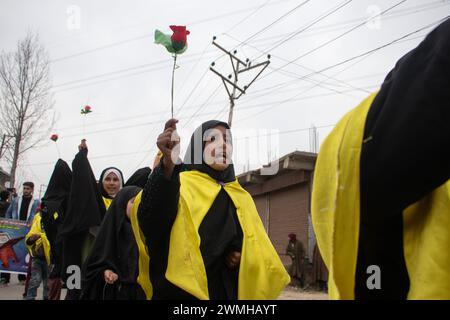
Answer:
[
  {"left": 312, "top": 92, "right": 450, "bottom": 299},
  {"left": 25, "top": 213, "right": 52, "bottom": 265},
  {"left": 130, "top": 191, "right": 153, "bottom": 299},
  {"left": 103, "top": 197, "right": 112, "bottom": 210},
  {"left": 131, "top": 170, "right": 290, "bottom": 299}
]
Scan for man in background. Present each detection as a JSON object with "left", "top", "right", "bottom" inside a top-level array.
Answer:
[
  {"left": 286, "top": 233, "right": 306, "bottom": 289},
  {"left": 0, "top": 189, "right": 11, "bottom": 286},
  {"left": 5, "top": 182, "right": 40, "bottom": 285}
]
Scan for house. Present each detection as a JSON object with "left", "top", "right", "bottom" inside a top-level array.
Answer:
[{"left": 238, "top": 151, "right": 317, "bottom": 268}]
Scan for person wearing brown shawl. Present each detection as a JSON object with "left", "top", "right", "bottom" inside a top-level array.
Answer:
[{"left": 286, "top": 233, "right": 305, "bottom": 288}]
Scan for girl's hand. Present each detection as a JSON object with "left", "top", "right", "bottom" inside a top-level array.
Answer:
[
  {"left": 225, "top": 251, "right": 241, "bottom": 269},
  {"left": 157, "top": 119, "right": 180, "bottom": 178},
  {"left": 103, "top": 269, "right": 118, "bottom": 284}
]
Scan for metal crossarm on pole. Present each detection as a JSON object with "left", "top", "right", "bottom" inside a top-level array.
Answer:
[{"left": 209, "top": 38, "right": 270, "bottom": 127}]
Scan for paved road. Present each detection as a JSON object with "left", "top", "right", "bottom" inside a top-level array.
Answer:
[
  {"left": 278, "top": 286, "right": 328, "bottom": 300},
  {"left": 0, "top": 276, "right": 67, "bottom": 300},
  {"left": 0, "top": 278, "right": 326, "bottom": 300}
]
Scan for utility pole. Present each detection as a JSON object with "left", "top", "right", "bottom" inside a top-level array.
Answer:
[{"left": 209, "top": 37, "right": 270, "bottom": 127}]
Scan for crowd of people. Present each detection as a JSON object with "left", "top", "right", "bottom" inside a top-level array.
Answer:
[{"left": 0, "top": 19, "right": 449, "bottom": 300}]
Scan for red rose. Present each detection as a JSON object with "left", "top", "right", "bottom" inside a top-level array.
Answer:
[
  {"left": 81, "top": 105, "right": 93, "bottom": 115},
  {"left": 50, "top": 134, "right": 58, "bottom": 142},
  {"left": 170, "top": 25, "right": 190, "bottom": 51}
]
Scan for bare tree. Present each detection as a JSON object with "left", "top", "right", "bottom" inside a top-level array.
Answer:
[{"left": 0, "top": 32, "right": 54, "bottom": 187}]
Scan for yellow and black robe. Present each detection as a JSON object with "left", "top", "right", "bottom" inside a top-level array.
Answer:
[
  {"left": 131, "top": 168, "right": 290, "bottom": 300},
  {"left": 312, "top": 19, "right": 450, "bottom": 299}
]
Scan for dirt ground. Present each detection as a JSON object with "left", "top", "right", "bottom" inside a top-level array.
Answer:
[{"left": 278, "top": 285, "right": 328, "bottom": 300}]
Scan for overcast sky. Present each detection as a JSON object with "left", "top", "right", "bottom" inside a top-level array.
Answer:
[{"left": 0, "top": 0, "right": 448, "bottom": 195}]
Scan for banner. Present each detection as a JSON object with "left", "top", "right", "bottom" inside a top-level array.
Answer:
[{"left": 0, "top": 218, "right": 30, "bottom": 274}]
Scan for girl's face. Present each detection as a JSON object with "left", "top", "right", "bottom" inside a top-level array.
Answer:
[
  {"left": 103, "top": 173, "right": 121, "bottom": 197},
  {"left": 126, "top": 196, "right": 137, "bottom": 219},
  {"left": 203, "top": 125, "right": 233, "bottom": 171}
]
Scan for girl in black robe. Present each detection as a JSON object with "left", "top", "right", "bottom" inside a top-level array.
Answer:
[
  {"left": 57, "top": 141, "right": 124, "bottom": 300},
  {"left": 40, "top": 159, "right": 73, "bottom": 300},
  {"left": 138, "top": 120, "right": 244, "bottom": 300},
  {"left": 80, "top": 186, "right": 144, "bottom": 300}
]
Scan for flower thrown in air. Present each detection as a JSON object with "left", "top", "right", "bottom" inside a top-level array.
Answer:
[
  {"left": 81, "top": 105, "right": 92, "bottom": 115},
  {"left": 50, "top": 134, "right": 59, "bottom": 142}
]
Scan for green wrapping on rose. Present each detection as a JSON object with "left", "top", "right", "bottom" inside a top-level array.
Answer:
[
  {"left": 154, "top": 29, "right": 176, "bottom": 53},
  {"left": 154, "top": 26, "right": 189, "bottom": 55}
]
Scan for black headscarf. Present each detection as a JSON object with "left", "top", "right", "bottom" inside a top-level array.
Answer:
[
  {"left": 80, "top": 186, "right": 142, "bottom": 300},
  {"left": 98, "top": 167, "right": 124, "bottom": 199},
  {"left": 40, "top": 159, "right": 72, "bottom": 275},
  {"left": 124, "top": 167, "right": 152, "bottom": 188},
  {"left": 183, "top": 120, "right": 235, "bottom": 183},
  {"left": 41, "top": 159, "right": 72, "bottom": 222}
]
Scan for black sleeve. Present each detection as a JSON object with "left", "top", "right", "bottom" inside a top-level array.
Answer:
[
  {"left": 137, "top": 161, "right": 183, "bottom": 247},
  {"left": 361, "top": 18, "right": 450, "bottom": 212}
]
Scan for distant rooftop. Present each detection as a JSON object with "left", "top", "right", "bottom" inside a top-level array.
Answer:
[{"left": 238, "top": 150, "right": 317, "bottom": 187}]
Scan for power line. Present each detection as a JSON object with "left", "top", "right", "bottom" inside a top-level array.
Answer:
[
  {"left": 38, "top": 69, "right": 386, "bottom": 137},
  {"left": 48, "top": 0, "right": 296, "bottom": 64},
  {"left": 210, "top": 0, "right": 313, "bottom": 66},
  {"left": 51, "top": 52, "right": 212, "bottom": 89},
  {"left": 239, "top": 0, "right": 312, "bottom": 44},
  {"left": 234, "top": 18, "right": 444, "bottom": 124},
  {"left": 310, "top": 18, "right": 448, "bottom": 76},
  {"left": 173, "top": 0, "right": 314, "bottom": 127},
  {"left": 127, "top": 2, "right": 299, "bottom": 170},
  {"left": 234, "top": 123, "right": 336, "bottom": 141},
  {"left": 150, "top": 0, "right": 299, "bottom": 129},
  {"left": 223, "top": 32, "right": 370, "bottom": 95},
  {"left": 235, "top": 32, "right": 425, "bottom": 102},
  {"left": 48, "top": 21, "right": 440, "bottom": 143},
  {"left": 47, "top": 43, "right": 417, "bottom": 139},
  {"left": 175, "top": 43, "right": 212, "bottom": 107},
  {"left": 240, "top": 19, "right": 440, "bottom": 105},
  {"left": 182, "top": 84, "right": 223, "bottom": 128},
  {"left": 252, "top": 0, "right": 353, "bottom": 60},
  {"left": 259, "top": 0, "right": 408, "bottom": 82},
  {"left": 174, "top": 68, "right": 210, "bottom": 117},
  {"left": 225, "top": 0, "right": 272, "bottom": 33},
  {"left": 49, "top": 0, "right": 448, "bottom": 94},
  {"left": 246, "top": 0, "right": 448, "bottom": 55},
  {"left": 21, "top": 82, "right": 383, "bottom": 169}
]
